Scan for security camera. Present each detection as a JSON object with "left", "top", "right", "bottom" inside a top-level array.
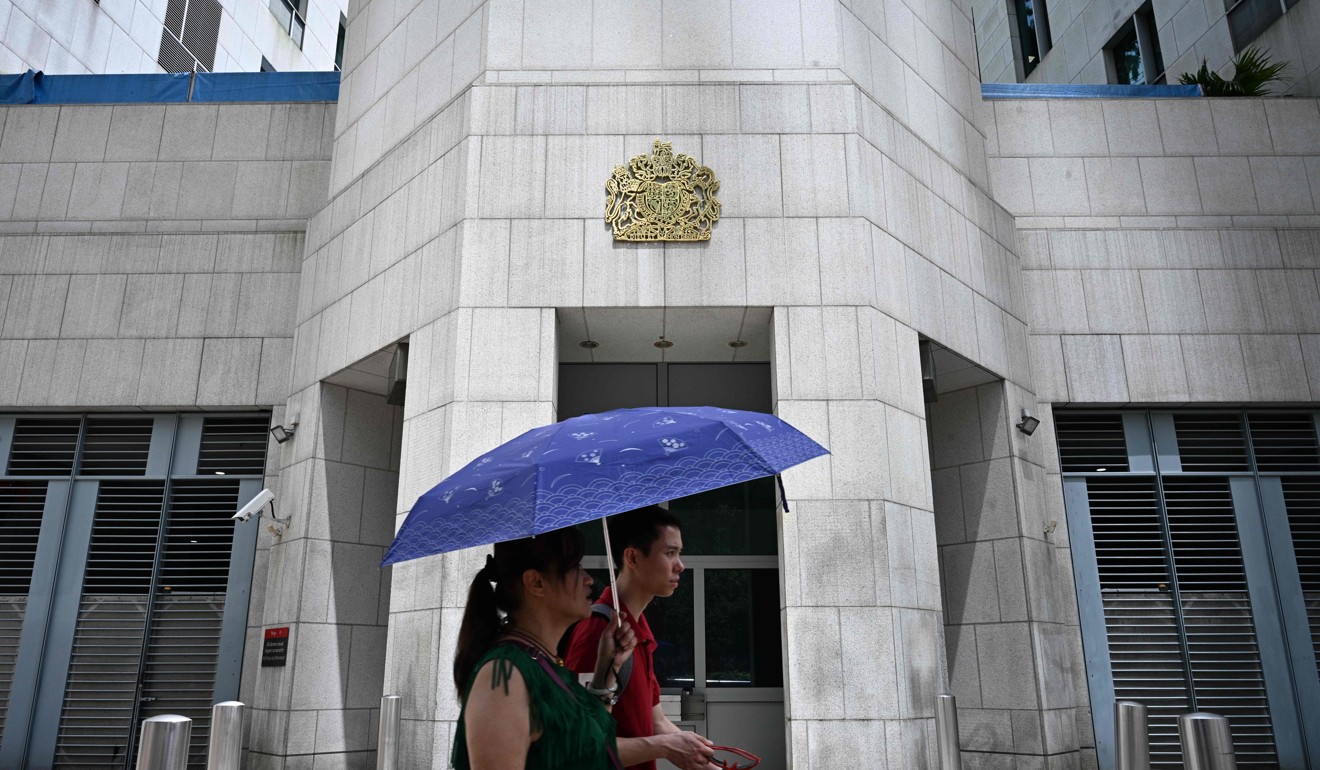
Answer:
[{"left": 234, "top": 489, "right": 275, "bottom": 523}]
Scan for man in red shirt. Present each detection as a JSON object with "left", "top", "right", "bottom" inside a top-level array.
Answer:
[{"left": 565, "top": 506, "right": 716, "bottom": 770}]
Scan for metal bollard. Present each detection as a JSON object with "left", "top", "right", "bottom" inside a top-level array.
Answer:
[
  {"left": 136, "top": 714, "right": 191, "bottom": 770},
  {"left": 1115, "top": 700, "right": 1151, "bottom": 770},
  {"left": 377, "top": 694, "right": 401, "bottom": 770},
  {"left": 206, "top": 701, "right": 244, "bottom": 770},
  {"left": 936, "top": 693, "right": 962, "bottom": 770},
  {"left": 1180, "top": 712, "right": 1237, "bottom": 770}
]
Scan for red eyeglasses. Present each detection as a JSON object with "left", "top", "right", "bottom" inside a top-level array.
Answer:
[{"left": 710, "top": 746, "right": 760, "bottom": 770}]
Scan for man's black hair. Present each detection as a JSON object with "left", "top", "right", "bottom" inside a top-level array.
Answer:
[{"left": 607, "top": 505, "right": 682, "bottom": 568}]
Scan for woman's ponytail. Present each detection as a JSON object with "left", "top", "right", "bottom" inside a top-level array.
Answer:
[
  {"left": 450, "top": 529, "right": 586, "bottom": 698},
  {"left": 453, "top": 557, "right": 502, "bottom": 696}
]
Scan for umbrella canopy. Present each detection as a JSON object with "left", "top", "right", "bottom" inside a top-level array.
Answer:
[{"left": 381, "top": 406, "right": 828, "bottom": 566}]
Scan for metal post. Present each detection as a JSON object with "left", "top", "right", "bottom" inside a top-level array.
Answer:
[
  {"left": 1180, "top": 712, "right": 1237, "bottom": 770},
  {"left": 377, "top": 694, "right": 401, "bottom": 770},
  {"left": 206, "top": 701, "right": 244, "bottom": 770},
  {"left": 135, "top": 714, "right": 191, "bottom": 770},
  {"left": 1115, "top": 701, "right": 1150, "bottom": 770},
  {"left": 936, "top": 693, "right": 961, "bottom": 770}
]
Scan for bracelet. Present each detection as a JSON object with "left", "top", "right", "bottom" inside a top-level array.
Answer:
[{"left": 585, "top": 680, "right": 618, "bottom": 705}]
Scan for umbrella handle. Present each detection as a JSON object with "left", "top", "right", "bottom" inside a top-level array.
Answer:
[{"left": 601, "top": 518, "right": 621, "bottom": 618}]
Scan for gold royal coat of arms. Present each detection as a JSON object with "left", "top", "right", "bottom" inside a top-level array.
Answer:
[{"left": 606, "top": 140, "right": 720, "bottom": 242}]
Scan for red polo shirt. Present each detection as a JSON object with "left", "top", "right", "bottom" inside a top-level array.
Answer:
[{"left": 565, "top": 587, "right": 661, "bottom": 770}]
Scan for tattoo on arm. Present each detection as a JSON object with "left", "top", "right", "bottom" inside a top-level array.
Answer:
[{"left": 490, "top": 658, "right": 515, "bottom": 695}]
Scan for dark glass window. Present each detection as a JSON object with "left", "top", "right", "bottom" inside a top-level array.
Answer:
[
  {"left": 336, "top": 13, "right": 348, "bottom": 71},
  {"left": 1015, "top": 0, "right": 1042, "bottom": 76},
  {"left": 1111, "top": 21, "right": 1144, "bottom": 84}
]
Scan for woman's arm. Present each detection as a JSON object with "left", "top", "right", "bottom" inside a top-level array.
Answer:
[{"left": 464, "top": 659, "right": 538, "bottom": 770}]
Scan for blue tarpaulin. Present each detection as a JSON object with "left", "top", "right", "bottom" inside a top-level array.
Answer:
[
  {"left": 0, "top": 70, "right": 37, "bottom": 103},
  {"left": 191, "top": 71, "right": 340, "bottom": 102},
  {"left": 0, "top": 69, "right": 339, "bottom": 105},
  {"left": 38, "top": 72, "right": 192, "bottom": 103},
  {"left": 982, "top": 82, "right": 1202, "bottom": 99}
]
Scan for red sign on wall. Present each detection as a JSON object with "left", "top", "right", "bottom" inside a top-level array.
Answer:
[{"left": 262, "top": 626, "right": 289, "bottom": 667}]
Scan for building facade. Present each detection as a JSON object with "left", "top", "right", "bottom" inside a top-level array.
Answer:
[
  {"left": 974, "top": 0, "right": 1319, "bottom": 95},
  {"left": 0, "top": 0, "right": 348, "bottom": 75},
  {"left": 0, "top": 2, "right": 1318, "bottom": 770}
]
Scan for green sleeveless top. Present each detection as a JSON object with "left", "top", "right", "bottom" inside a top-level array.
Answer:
[{"left": 452, "top": 642, "right": 620, "bottom": 770}]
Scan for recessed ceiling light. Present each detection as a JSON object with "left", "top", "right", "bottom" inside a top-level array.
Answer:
[
  {"left": 579, "top": 340, "right": 599, "bottom": 349},
  {"left": 1096, "top": 467, "right": 1107, "bottom": 472},
  {"left": 728, "top": 340, "right": 748, "bottom": 348},
  {"left": 654, "top": 339, "right": 673, "bottom": 349},
  {"left": 214, "top": 471, "right": 226, "bottom": 475}
]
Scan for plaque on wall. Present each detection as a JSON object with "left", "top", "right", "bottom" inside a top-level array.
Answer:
[
  {"left": 606, "top": 140, "right": 720, "bottom": 242},
  {"left": 262, "top": 626, "right": 289, "bottom": 667}
]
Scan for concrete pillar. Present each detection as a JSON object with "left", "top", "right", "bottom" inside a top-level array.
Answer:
[
  {"left": 774, "top": 305, "right": 945, "bottom": 769},
  {"left": 246, "top": 382, "right": 401, "bottom": 770},
  {"left": 382, "top": 307, "right": 558, "bottom": 767}
]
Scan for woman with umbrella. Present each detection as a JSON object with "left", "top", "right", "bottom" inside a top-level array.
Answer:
[
  {"left": 451, "top": 527, "right": 638, "bottom": 770},
  {"left": 389, "top": 406, "right": 828, "bottom": 769}
]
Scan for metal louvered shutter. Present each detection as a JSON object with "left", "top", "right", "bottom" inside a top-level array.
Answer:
[
  {"left": 1088, "top": 476, "right": 1191, "bottom": 767},
  {"left": 7, "top": 417, "right": 80, "bottom": 475},
  {"left": 136, "top": 480, "right": 242, "bottom": 767},
  {"left": 1281, "top": 478, "right": 1320, "bottom": 679},
  {"left": 1172, "top": 413, "right": 1250, "bottom": 472},
  {"left": 1163, "top": 478, "right": 1276, "bottom": 767},
  {"left": 79, "top": 418, "right": 154, "bottom": 476},
  {"left": 55, "top": 481, "right": 165, "bottom": 769},
  {"left": 1055, "top": 413, "right": 1130, "bottom": 472},
  {"left": 181, "top": 0, "right": 221, "bottom": 72},
  {"left": 0, "top": 481, "right": 46, "bottom": 737},
  {"left": 1249, "top": 414, "right": 1320, "bottom": 472},
  {"left": 197, "top": 416, "right": 270, "bottom": 476}
]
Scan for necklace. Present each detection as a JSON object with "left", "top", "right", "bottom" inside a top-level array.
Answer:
[{"left": 501, "top": 626, "right": 564, "bottom": 667}]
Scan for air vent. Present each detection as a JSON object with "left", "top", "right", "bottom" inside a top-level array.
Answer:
[
  {"left": 7, "top": 417, "right": 80, "bottom": 476},
  {"left": 1164, "top": 477, "right": 1276, "bottom": 769},
  {"left": 137, "top": 480, "right": 241, "bottom": 766},
  {"left": 1248, "top": 414, "right": 1320, "bottom": 472},
  {"left": 0, "top": 481, "right": 47, "bottom": 737},
  {"left": 1173, "top": 414, "right": 1249, "bottom": 472},
  {"left": 163, "top": 0, "right": 185, "bottom": 36},
  {"left": 55, "top": 481, "right": 165, "bottom": 768},
  {"left": 181, "top": 0, "right": 222, "bottom": 71},
  {"left": 1055, "top": 413, "right": 1130, "bottom": 473},
  {"left": 78, "top": 417, "right": 154, "bottom": 476},
  {"left": 1090, "top": 476, "right": 1187, "bottom": 767},
  {"left": 157, "top": 28, "right": 197, "bottom": 73},
  {"left": 197, "top": 415, "right": 270, "bottom": 476},
  {"left": 1281, "top": 478, "right": 1320, "bottom": 679},
  {"left": 1089, "top": 477, "right": 1166, "bottom": 589}
]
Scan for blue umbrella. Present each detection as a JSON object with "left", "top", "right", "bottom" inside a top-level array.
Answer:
[{"left": 381, "top": 406, "right": 829, "bottom": 567}]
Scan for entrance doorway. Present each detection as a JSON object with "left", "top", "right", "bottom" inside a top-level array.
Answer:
[{"left": 559, "top": 362, "right": 786, "bottom": 770}]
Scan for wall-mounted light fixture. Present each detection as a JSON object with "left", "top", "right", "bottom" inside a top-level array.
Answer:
[
  {"left": 269, "top": 423, "right": 298, "bottom": 443},
  {"left": 1016, "top": 409, "right": 1041, "bottom": 436}
]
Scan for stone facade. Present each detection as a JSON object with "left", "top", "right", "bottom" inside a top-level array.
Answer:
[
  {"left": 0, "top": 2, "right": 1318, "bottom": 769},
  {"left": 975, "top": 0, "right": 1319, "bottom": 95},
  {"left": 0, "top": 0, "right": 348, "bottom": 74}
]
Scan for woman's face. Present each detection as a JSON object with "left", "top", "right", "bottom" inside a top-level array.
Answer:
[{"left": 540, "top": 561, "right": 595, "bottom": 623}]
